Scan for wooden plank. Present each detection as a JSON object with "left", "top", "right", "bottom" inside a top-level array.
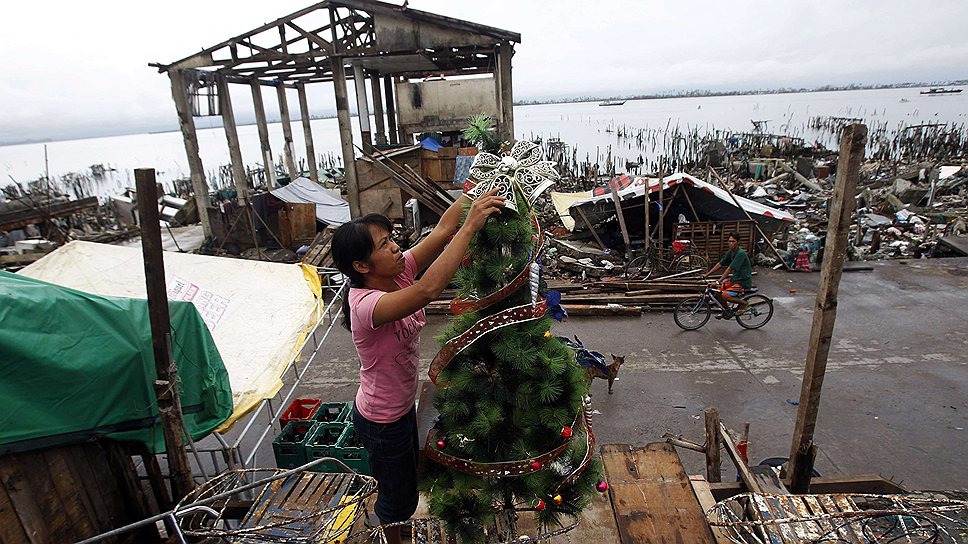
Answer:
[
  {"left": 64, "top": 445, "right": 114, "bottom": 535},
  {"left": 602, "top": 443, "right": 715, "bottom": 544},
  {"left": 0, "top": 197, "right": 99, "bottom": 231},
  {"left": 718, "top": 423, "right": 762, "bottom": 494},
  {"left": 608, "top": 179, "right": 631, "bottom": 258},
  {"left": 42, "top": 448, "right": 95, "bottom": 540},
  {"left": 688, "top": 475, "right": 732, "bottom": 544},
  {"left": 0, "top": 252, "right": 45, "bottom": 266},
  {"left": 789, "top": 123, "right": 868, "bottom": 492},
  {"left": 750, "top": 465, "right": 790, "bottom": 495},
  {"left": 0, "top": 453, "right": 51, "bottom": 544},
  {"left": 0, "top": 464, "right": 31, "bottom": 544},
  {"left": 706, "top": 474, "right": 906, "bottom": 502}
]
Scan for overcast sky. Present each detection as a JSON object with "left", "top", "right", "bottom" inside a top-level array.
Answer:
[{"left": 2, "top": 0, "right": 966, "bottom": 144}]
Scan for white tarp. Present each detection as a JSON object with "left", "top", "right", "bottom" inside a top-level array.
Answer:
[
  {"left": 270, "top": 177, "right": 351, "bottom": 226},
  {"left": 550, "top": 172, "right": 796, "bottom": 231},
  {"left": 21, "top": 241, "right": 321, "bottom": 432}
]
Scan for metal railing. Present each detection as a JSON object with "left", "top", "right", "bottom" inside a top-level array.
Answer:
[{"left": 137, "top": 269, "right": 348, "bottom": 484}]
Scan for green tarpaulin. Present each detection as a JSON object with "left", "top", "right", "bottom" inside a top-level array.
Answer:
[{"left": 0, "top": 270, "right": 233, "bottom": 454}]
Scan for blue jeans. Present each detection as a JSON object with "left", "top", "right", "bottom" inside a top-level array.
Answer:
[{"left": 352, "top": 404, "right": 419, "bottom": 523}]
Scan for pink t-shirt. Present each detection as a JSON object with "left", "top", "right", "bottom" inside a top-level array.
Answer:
[{"left": 350, "top": 250, "right": 426, "bottom": 424}]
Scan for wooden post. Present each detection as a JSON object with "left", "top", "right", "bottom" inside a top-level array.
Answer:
[
  {"left": 575, "top": 206, "right": 607, "bottom": 250},
  {"left": 384, "top": 76, "right": 398, "bottom": 145},
  {"left": 297, "top": 83, "right": 319, "bottom": 182},
  {"left": 276, "top": 83, "right": 298, "bottom": 180},
  {"left": 656, "top": 161, "right": 665, "bottom": 241},
  {"left": 710, "top": 167, "right": 793, "bottom": 271},
  {"left": 495, "top": 42, "right": 514, "bottom": 142},
  {"left": 352, "top": 63, "right": 372, "bottom": 150},
  {"left": 135, "top": 168, "right": 195, "bottom": 501},
  {"left": 704, "top": 408, "right": 721, "bottom": 483},
  {"left": 608, "top": 177, "right": 632, "bottom": 258},
  {"left": 250, "top": 78, "right": 276, "bottom": 188},
  {"left": 332, "top": 57, "right": 361, "bottom": 217},
  {"left": 370, "top": 74, "right": 387, "bottom": 146},
  {"left": 168, "top": 70, "right": 212, "bottom": 237},
  {"left": 788, "top": 123, "right": 867, "bottom": 493},
  {"left": 218, "top": 75, "right": 248, "bottom": 206}
]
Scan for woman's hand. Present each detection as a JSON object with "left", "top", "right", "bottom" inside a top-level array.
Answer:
[{"left": 462, "top": 189, "right": 506, "bottom": 232}]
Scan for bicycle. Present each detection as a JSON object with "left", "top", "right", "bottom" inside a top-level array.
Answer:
[
  {"left": 673, "top": 279, "right": 774, "bottom": 330},
  {"left": 624, "top": 239, "right": 708, "bottom": 280}
]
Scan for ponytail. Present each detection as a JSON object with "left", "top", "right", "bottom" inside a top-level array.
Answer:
[{"left": 331, "top": 214, "right": 393, "bottom": 331}]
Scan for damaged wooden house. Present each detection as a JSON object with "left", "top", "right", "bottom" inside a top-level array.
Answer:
[{"left": 155, "top": 0, "right": 520, "bottom": 254}]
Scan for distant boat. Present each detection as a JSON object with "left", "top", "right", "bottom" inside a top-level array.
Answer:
[
  {"left": 599, "top": 100, "right": 626, "bottom": 107},
  {"left": 920, "top": 88, "right": 962, "bottom": 95}
]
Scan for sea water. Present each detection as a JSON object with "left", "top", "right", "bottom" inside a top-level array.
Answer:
[{"left": 1, "top": 86, "right": 965, "bottom": 199}]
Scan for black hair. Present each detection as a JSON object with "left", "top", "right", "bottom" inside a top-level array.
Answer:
[
  {"left": 331, "top": 214, "right": 393, "bottom": 330},
  {"left": 726, "top": 231, "right": 740, "bottom": 241}
]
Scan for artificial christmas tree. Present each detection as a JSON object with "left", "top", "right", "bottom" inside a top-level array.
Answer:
[{"left": 419, "top": 139, "right": 603, "bottom": 542}]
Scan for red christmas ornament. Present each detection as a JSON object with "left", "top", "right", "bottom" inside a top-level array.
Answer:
[
  {"left": 534, "top": 499, "right": 545, "bottom": 511},
  {"left": 436, "top": 439, "right": 446, "bottom": 449},
  {"left": 530, "top": 461, "right": 542, "bottom": 470},
  {"left": 596, "top": 481, "right": 609, "bottom": 493},
  {"left": 560, "top": 426, "right": 573, "bottom": 439},
  {"left": 461, "top": 255, "right": 473, "bottom": 268},
  {"left": 552, "top": 494, "right": 563, "bottom": 506}
]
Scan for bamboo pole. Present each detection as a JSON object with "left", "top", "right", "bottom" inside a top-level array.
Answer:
[{"left": 788, "top": 123, "right": 868, "bottom": 493}]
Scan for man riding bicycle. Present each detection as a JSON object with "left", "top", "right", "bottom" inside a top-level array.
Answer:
[{"left": 704, "top": 232, "right": 752, "bottom": 318}]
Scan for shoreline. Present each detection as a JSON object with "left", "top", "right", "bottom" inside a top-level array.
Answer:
[
  {"left": 2, "top": 81, "right": 965, "bottom": 148},
  {"left": 515, "top": 81, "right": 968, "bottom": 107}
]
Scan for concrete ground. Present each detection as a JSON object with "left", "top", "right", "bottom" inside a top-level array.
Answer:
[{"left": 291, "top": 256, "right": 968, "bottom": 492}]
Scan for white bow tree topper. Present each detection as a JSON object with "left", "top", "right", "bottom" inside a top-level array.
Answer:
[{"left": 465, "top": 140, "right": 560, "bottom": 210}]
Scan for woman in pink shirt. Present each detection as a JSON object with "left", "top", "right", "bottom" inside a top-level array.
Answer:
[{"left": 331, "top": 189, "right": 504, "bottom": 543}]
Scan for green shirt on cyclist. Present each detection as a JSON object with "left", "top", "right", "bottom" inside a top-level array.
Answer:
[{"left": 718, "top": 247, "right": 752, "bottom": 290}]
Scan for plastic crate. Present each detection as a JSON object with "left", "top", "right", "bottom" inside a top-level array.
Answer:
[
  {"left": 332, "top": 423, "right": 371, "bottom": 475},
  {"left": 279, "top": 398, "right": 322, "bottom": 427},
  {"left": 272, "top": 420, "right": 317, "bottom": 469},
  {"left": 307, "top": 423, "right": 371, "bottom": 475},
  {"left": 312, "top": 402, "right": 350, "bottom": 423},
  {"left": 305, "top": 422, "right": 348, "bottom": 470}
]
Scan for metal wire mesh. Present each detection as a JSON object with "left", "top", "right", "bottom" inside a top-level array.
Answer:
[
  {"left": 173, "top": 465, "right": 377, "bottom": 543},
  {"left": 707, "top": 492, "right": 968, "bottom": 543}
]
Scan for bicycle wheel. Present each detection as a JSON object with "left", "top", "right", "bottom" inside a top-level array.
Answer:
[
  {"left": 674, "top": 296, "right": 712, "bottom": 330},
  {"left": 624, "top": 254, "right": 656, "bottom": 280},
  {"left": 735, "top": 294, "right": 773, "bottom": 329},
  {"left": 671, "top": 253, "right": 708, "bottom": 274}
]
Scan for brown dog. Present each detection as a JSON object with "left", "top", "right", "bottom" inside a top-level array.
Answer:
[{"left": 586, "top": 354, "right": 625, "bottom": 394}]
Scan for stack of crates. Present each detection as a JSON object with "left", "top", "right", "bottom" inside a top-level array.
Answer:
[{"left": 272, "top": 399, "right": 371, "bottom": 476}]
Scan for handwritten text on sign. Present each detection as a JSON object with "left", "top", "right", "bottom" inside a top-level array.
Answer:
[{"left": 167, "top": 275, "right": 231, "bottom": 331}]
